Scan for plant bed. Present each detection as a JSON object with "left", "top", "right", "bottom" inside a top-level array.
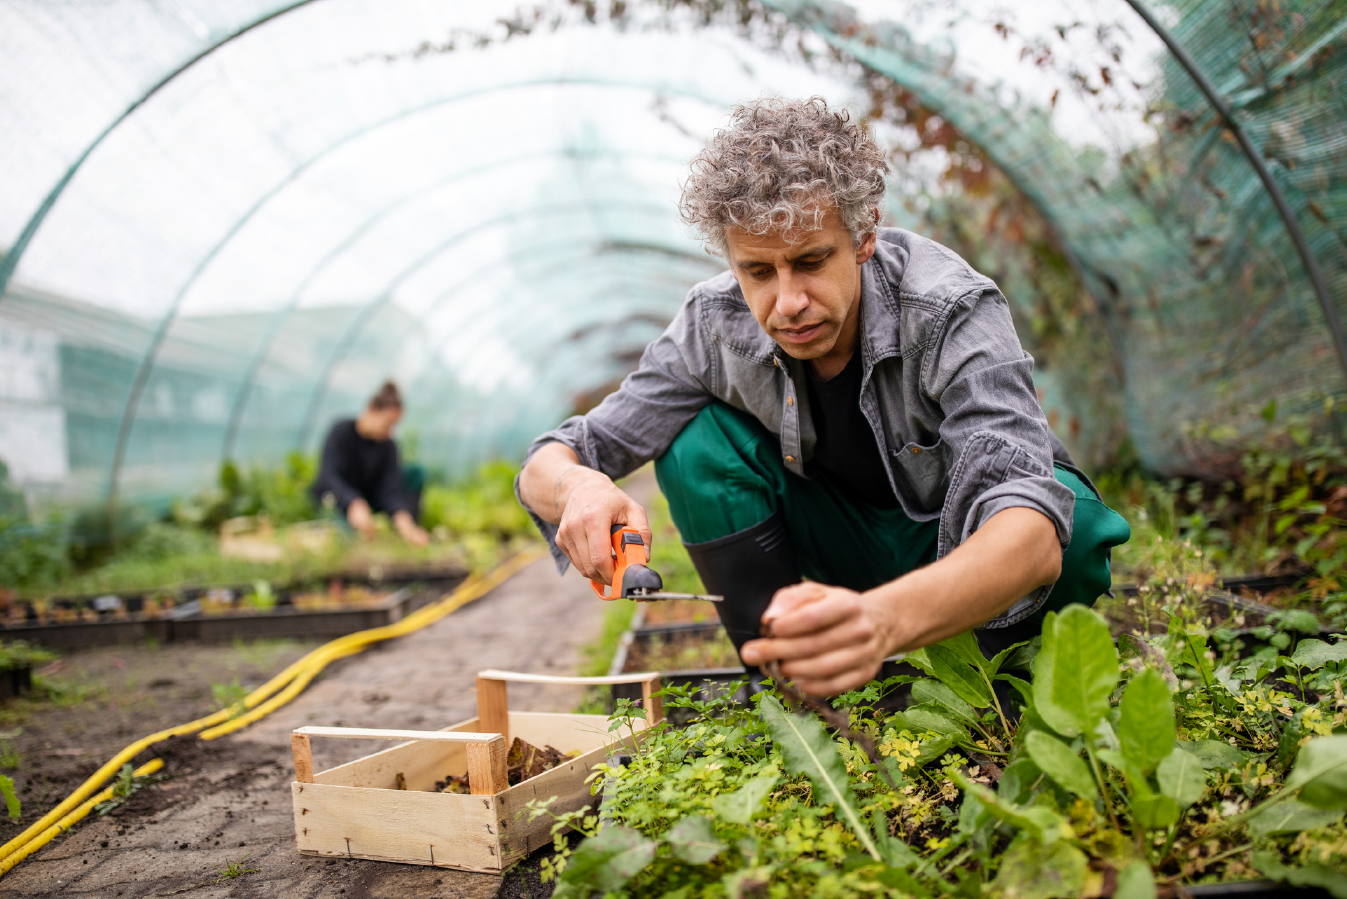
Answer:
[
  {"left": 535, "top": 602, "right": 1347, "bottom": 898},
  {"left": 0, "top": 571, "right": 465, "bottom": 649}
]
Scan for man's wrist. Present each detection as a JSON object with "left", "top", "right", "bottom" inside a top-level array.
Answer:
[
  {"left": 863, "top": 575, "right": 929, "bottom": 656},
  {"left": 552, "top": 465, "right": 610, "bottom": 518}
]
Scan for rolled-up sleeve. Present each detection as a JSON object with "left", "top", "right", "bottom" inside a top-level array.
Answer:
[
  {"left": 925, "top": 287, "right": 1076, "bottom": 627},
  {"left": 515, "top": 304, "right": 714, "bottom": 572}
]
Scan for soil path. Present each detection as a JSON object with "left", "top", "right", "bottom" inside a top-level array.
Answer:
[{"left": 0, "top": 555, "right": 606, "bottom": 899}]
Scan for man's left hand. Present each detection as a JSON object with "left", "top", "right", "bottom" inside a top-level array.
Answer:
[{"left": 740, "top": 582, "right": 897, "bottom": 696}]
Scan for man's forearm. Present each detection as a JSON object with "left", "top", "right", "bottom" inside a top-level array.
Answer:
[
  {"left": 518, "top": 442, "right": 651, "bottom": 582},
  {"left": 517, "top": 442, "right": 585, "bottom": 525},
  {"left": 873, "top": 506, "right": 1062, "bottom": 651},
  {"left": 741, "top": 505, "right": 1062, "bottom": 695}
]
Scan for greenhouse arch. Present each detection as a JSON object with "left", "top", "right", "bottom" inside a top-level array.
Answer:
[{"left": 1, "top": 0, "right": 1342, "bottom": 520}]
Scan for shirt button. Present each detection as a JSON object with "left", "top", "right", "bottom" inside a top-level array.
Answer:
[
  {"left": 910, "top": 447, "right": 922, "bottom": 455},
  {"left": 787, "top": 396, "right": 794, "bottom": 406},
  {"left": 785, "top": 455, "right": 796, "bottom": 463}
]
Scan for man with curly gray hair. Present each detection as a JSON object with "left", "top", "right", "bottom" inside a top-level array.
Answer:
[{"left": 519, "top": 97, "right": 1128, "bottom": 696}]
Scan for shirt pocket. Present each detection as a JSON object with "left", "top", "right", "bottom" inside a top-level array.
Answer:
[{"left": 889, "top": 437, "right": 954, "bottom": 515}]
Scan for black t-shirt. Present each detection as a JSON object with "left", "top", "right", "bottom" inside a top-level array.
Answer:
[
  {"left": 310, "top": 419, "right": 409, "bottom": 515},
  {"left": 805, "top": 351, "right": 899, "bottom": 508}
]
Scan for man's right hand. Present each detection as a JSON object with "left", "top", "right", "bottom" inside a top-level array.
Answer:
[{"left": 518, "top": 442, "right": 651, "bottom": 585}]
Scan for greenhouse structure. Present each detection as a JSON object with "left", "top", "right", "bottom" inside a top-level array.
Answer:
[{"left": 0, "top": 1, "right": 1344, "bottom": 897}]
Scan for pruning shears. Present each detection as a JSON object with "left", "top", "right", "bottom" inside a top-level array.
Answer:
[{"left": 590, "top": 525, "right": 723, "bottom": 603}]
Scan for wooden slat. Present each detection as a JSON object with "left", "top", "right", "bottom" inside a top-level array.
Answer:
[
  {"left": 295, "top": 726, "right": 503, "bottom": 743},
  {"left": 292, "top": 733, "right": 314, "bottom": 784},
  {"left": 496, "top": 742, "right": 608, "bottom": 865},
  {"left": 476, "top": 676, "right": 510, "bottom": 745},
  {"left": 476, "top": 669, "right": 661, "bottom": 686},
  {"left": 466, "top": 734, "right": 508, "bottom": 795},
  {"left": 292, "top": 782, "right": 502, "bottom": 871},
  {"left": 641, "top": 676, "right": 664, "bottom": 726},
  {"left": 313, "top": 718, "right": 480, "bottom": 790}
]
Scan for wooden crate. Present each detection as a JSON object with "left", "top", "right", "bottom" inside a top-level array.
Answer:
[{"left": 290, "top": 669, "right": 662, "bottom": 873}]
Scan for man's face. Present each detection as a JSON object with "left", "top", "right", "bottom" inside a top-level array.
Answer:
[{"left": 724, "top": 205, "right": 876, "bottom": 370}]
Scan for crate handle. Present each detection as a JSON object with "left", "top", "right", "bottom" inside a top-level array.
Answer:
[
  {"left": 474, "top": 670, "right": 663, "bottom": 744},
  {"left": 291, "top": 726, "right": 507, "bottom": 795}
]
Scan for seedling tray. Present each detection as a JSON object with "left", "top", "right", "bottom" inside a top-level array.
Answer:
[
  {"left": 0, "top": 573, "right": 464, "bottom": 650},
  {"left": 290, "top": 669, "right": 663, "bottom": 872}
]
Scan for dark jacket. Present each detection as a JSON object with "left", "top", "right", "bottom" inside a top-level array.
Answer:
[{"left": 311, "top": 419, "right": 410, "bottom": 516}]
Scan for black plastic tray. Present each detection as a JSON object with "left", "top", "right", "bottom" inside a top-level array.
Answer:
[{"left": 0, "top": 574, "right": 465, "bottom": 650}]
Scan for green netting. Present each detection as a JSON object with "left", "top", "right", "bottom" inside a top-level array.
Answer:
[{"left": 0, "top": 0, "right": 1343, "bottom": 530}]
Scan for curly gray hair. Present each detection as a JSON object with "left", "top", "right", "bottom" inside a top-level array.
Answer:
[{"left": 679, "top": 97, "right": 889, "bottom": 257}]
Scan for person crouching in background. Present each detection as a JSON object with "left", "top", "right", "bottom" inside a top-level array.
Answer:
[{"left": 311, "top": 381, "right": 430, "bottom": 546}]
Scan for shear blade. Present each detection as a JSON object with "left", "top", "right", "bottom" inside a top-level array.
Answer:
[{"left": 630, "top": 590, "right": 723, "bottom": 602}]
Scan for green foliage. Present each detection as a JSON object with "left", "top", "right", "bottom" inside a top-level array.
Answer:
[
  {"left": 1024, "top": 731, "right": 1095, "bottom": 799},
  {"left": 94, "top": 762, "right": 165, "bottom": 816},
  {"left": 1101, "top": 421, "right": 1347, "bottom": 582},
  {"left": 1032, "top": 606, "right": 1118, "bottom": 738},
  {"left": 420, "top": 460, "right": 533, "bottom": 541},
  {"left": 1118, "top": 669, "right": 1175, "bottom": 775},
  {"left": 0, "top": 641, "right": 55, "bottom": 672},
  {"left": 214, "top": 852, "right": 260, "bottom": 880},
  {"left": 0, "top": 461, "right": 24, "bottom": 523},
  {"left": 760, "top": 694, "right": 880, "bottom": 859},
  {"left": 211, "top": 679, "right": 248, "bottom": 718},
  {"left": 0, "top": 462, "right": 70, "bottom": 591},
  {"left": 176, "top": 453, "right": 318, "bottom": 530},
  {"left": 243, "top": 580, "right": 275, "bottom": 611},
  {"left": 530, "top": 603, "right": 1347, "bottom": 897},
  {"left": 0, "top": 775, "right": 20, "bottom": 822}
]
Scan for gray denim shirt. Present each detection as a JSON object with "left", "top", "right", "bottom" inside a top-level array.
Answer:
[{"left": 519, "top": 228, "right": 1076, "bottom": 627}]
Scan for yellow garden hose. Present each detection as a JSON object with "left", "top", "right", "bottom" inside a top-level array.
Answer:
[
  {"left": 0, "top": 550, "right": 542, "bottom": 873},
  {"left": 0, "top": 759, "right": 164, "bottom": 876}
]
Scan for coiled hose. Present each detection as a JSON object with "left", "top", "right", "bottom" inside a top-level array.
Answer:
[{"left": 0, "top": 550, "right": 541, "bottom": 876}]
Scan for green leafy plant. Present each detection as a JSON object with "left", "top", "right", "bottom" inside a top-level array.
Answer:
[
  {"left": 215, "top": 852, "right": 259, "bottom": 879},
  {"left": 243, "top": 580, "right": 275, "bottom": 612},
  {"left": 0, "top": 642, "right": 55, "bottom": 673},
  {"left": 527, "top": 602, "right": 1347, "bottom": 898},
  {"left": 211, "top": 679, "right": 248, "bottom": 719},
  {"left": 0, "top": 775, "right": 20, "bottom": 822},
  {"left": 94, "top": 763, "right": 165, "bottom": 816}
]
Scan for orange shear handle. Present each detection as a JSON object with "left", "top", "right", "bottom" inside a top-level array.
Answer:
[{"left": 590, "top": 525, "right": 646, "bottom": 600}]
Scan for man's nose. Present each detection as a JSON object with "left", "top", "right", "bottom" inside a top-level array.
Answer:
[{"left": 775, "top": 267, "right": 809, "bottom": 318}]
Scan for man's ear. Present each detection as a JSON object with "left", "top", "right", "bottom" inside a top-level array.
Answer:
[
  {"left": 854, "top": 208, "right": 879, "bottom": 264},
  {"left": 855, "top": 229, "right": 877, "bottom": 265}
]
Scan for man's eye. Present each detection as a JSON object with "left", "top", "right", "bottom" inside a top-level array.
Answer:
[
  {"left": 797, "top": 258, "right": 824, "bottom": 270},
  {"left": 748, "top": 268, "right": 772, "bottom": 280}
]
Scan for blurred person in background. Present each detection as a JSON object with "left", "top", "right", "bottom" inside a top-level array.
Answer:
[{"left": 311, "top": 381, "right": 429, "bottom": 547}]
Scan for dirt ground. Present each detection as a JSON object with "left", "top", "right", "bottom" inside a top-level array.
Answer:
[{"left": 0, "top": 555, "right": 610, "bottom": 899}]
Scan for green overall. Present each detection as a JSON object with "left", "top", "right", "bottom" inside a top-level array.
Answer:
[{"left": 655, "top": 403, "right": 1131, "bottom": 627}]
